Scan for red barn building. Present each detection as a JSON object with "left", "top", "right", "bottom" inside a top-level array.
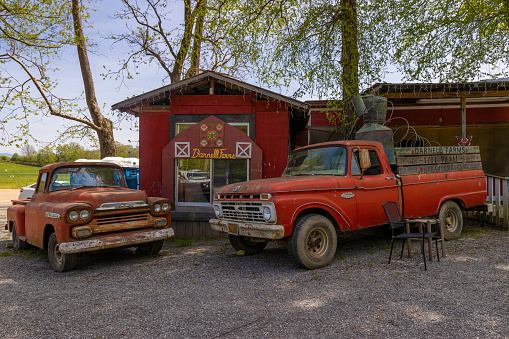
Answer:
[
  {"left": 112, "top": 71, "right": 309, "bottom": 237},
  {"left": 114, "top": 75, "right": 509, "bottom": 236}
]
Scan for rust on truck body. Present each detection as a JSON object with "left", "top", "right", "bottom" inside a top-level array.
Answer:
[
  {"left": 7, "top": 162, "right": 174, "bottom": 271},
  {"left": 210, "top": 140, "right": 487, "bottom": 269}
]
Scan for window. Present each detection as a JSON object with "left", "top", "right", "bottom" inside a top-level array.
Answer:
[
  {"left": 176, "top": 123, "right": 248, "bottom": 135},
  {"left": 352, "top": 149, "right": 382, "bottom": 176},
  {"left": 283, "top": 146, "right": 347, "bottom": 176},
  {"left": 176, "top": 158, "right": 248, "bottom": 205},
  {"left": 175, "top": 123, "right": 249, "bottom": 206},
  {"left": 37, "top": 172, "right": 48, "bottom": 194}
]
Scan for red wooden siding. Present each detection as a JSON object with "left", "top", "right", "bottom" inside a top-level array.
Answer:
[
  {"left": 255, "top": 110, "right": 290, "bottom": 178},
  {"left": 386, "top": 106, "right": 509, "bottom": 126},
  {"left": 171, "top": 95, "right": 252, "bottom": 114},
  {"left": 139, "top": 111, "right": 170, "bottom": 197}
]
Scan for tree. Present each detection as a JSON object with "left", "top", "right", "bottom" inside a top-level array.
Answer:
[
  {"left": 211, "top": 0, "right": 394, "bottom": 139},
  {"left": 392, "top": 0, "right": 509, "bottom": 82},
  {"left": 107, "top": 0, "right": 251, "bottom": 84},
  {"left": 55, "top": 142, "right": 85, "bottom": 162},
  {"left": 0, "top": 0, "right": 117, "bottom": 157}
]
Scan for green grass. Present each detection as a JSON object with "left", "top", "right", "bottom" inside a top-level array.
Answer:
[{"left": 0, "top": 160, "right": 40, "bottom": 189}]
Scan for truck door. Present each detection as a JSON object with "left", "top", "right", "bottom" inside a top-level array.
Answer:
[
  {"left": 25, "top": 171, "right": 48, "bottom": 247},
  {"left": 350, "top": 148, "right": 399, "bottom": 228}
]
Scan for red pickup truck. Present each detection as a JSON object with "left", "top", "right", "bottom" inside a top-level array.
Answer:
[
  {"left": 210, "top": 141, "right": 487, "bottom": 269},
  {"left": 6, "top": 162, "right": 173, "bottom": 272}
]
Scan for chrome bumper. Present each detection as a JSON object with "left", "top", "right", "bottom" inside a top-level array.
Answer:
[
  {"left": 59, "top": 228, "right": 175, "bottom": 253},
  {"left": 209, "top": 218, "right": 285, "bottom": 240}
]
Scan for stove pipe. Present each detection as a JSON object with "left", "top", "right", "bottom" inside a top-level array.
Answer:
[{"left": 352, "top": 95, "right": 395, "bottom": 165}]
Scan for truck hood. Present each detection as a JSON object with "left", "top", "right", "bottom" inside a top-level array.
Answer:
[
  {"left": 46, "top": 188, "right": 148, "bottom": 209},
  {"left": 216, "top": 176, "right": 341, "bottom": 194}
]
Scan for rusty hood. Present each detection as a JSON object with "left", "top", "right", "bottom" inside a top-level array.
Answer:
[
  {"left": 45, "top": 188, "right": 148, "bottom": 209},
  {"left": 216, "top": 176, "right": 341, "bottom": 194}
]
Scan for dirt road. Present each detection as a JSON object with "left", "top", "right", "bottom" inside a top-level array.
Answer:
[{"left": 0, "top": 189, "right": 18, "bottom": 241}]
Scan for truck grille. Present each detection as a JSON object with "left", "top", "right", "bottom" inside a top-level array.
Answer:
[
  {"left": 96, "top": 212, "right": 148, "bottom": 225},
  {"left": 90, "top": 212, "right": 151, "bottom": 234},
  {"left": 220, "top": 202, "right": 265, "bottom": 222}
]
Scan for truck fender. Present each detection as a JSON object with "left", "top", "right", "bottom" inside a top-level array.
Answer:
[
  {"left": 7, "top": 204, "right": 26, "bottom": 235},
  {"left": 435, "top": 196, "right": 464, "bottom": 215},
  {"left": 290, "top": 202, "right": 352, "bottom": 234}
]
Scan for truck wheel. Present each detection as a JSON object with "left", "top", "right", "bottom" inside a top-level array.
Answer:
[
  {"left": 439, "top": 201, "right": 463, "bottom": 240},
  {"left": 12, "top": 225, "right": 28, "bottom": 251},
  {"left": 288, "top": 214, "right": 337, "bottom": 269},
  {"left": 136, "top": 240, "right": 164, "bottom": 255},
  {"left": 48, "top": 233, "right": 77, "bottom": 272},
  {"left": 228, "top": 235, "right": 268, "bottom": 255}
]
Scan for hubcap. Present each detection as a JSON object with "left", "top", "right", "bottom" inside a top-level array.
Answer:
[
  {"left": 307, "top": 229, "right": 328, "bottom": 258},
  {"left": 445, "top": 211, "right": 458, "bottom": 232},
  {"left": 53, "top": 243, "right": 63, "bottom": 264}
]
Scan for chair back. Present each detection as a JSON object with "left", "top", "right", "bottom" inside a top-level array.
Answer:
[{"left": 383, "top": 201, "right": 403, "bottom": 228}]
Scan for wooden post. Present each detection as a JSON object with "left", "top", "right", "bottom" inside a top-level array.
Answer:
[
  {"left": 461, "top": 97, "right": 467, "bottom": 139},
  {"left": 209, "top": 79, "right": 215, "bottom": 95},
  {"left": 504, "top": 178, "right": 509, "bottom": 230},
  {"left": 495, "top": 178, "right": 502, "bottom": 226}
]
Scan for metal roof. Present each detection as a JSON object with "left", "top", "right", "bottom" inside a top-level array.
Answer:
[
  {"left": 111, "top": 71, "right": 309, "bottom": 114},
  {"left": 366, "top": 80, "right": 509, "bottom": 99}
]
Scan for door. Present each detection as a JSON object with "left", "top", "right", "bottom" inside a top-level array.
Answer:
[
  {"left": 350, "top": 148, "right": 399, "bottom": 228},
  {"left": 25, "top": 171, "right": 48, "bottom": 247}
]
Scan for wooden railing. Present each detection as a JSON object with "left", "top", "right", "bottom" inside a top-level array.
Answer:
[{"left": 469, "top": 174, "right": 509, "bottom": 229}]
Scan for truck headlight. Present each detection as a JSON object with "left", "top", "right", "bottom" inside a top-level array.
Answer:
[
  {"left": 263, "top": 206, "right": 271, "bottom": 221},
  {"left": 214, "top": 204, "right": 221, "bottom": 218},
  {"left": 154, "top": 204, "right": 161, "bottom": 213},
  {"left": 80, "top": 209, "right": 90, "bottom": 219},
  {"left": 162, "top": 202, "right": 170, "bottom": 211},
  {"left": 69, "top": 210, "right": 79, "bottom": 221}
]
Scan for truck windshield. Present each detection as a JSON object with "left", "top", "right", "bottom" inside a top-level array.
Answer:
[
  {"left": 48, "top": 166, "right": 127, "bottom": 192},
  {"left": 283, "top": 146, "right": 347, "bottom": 176}
]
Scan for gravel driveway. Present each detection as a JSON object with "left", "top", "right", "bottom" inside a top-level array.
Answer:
[{"left": 0, "top": 189, "right": 508, "bottom": 338}]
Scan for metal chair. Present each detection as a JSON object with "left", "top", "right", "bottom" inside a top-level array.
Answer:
[{"left": 383, "top": 201, "right": 440, "bottom": 270}]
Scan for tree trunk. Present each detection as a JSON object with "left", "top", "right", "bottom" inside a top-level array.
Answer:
[
  {"left": 186, "top": 0, "right": 207, "bottom": 78},
  {"left": 340, "top": 0, "right": 359, "bottom": 140},
  {"left": 72, "top": 0, "right": 116, "bottom": 158}
]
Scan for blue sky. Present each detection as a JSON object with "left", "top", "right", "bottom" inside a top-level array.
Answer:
[{"left": 0, "top": 0, "right": 405, "bottom": 156}]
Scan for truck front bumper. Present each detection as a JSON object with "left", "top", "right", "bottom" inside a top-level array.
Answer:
[
  {"left": 209, "top": 218, "right": 285, "bottom": 240},
  {"left": 58, "top": 228, "right": 175, "bottom": 254}
]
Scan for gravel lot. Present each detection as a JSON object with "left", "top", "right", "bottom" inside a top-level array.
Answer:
[{"left": 0, "top": 189, "right": 508, "bottom": 338}]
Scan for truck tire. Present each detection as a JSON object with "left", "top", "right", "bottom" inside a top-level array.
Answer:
[
  {"left": 136, "top": 240, "right": 164, "bottom": 255},
  {"left": 439, "top": 201, "right": 463, "bottom": 240},
  {"left": 288, "top": 214, "right": 337, "bottom": 269},
  {"left": 12, "top": 225, "right": 28, "bottom": 251},
  {"left": 48, "top": 233, "right": 77, "bottom": 272},
  {"left": 228, "top": 235, "right": 268, "bottom": 255}
]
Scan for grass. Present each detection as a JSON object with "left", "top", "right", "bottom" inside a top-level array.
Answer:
[
  {"left": 0, "top": 160, "right": 40, "bottom": 189},
  {"left": 173, "top": 238, "right": 192, "bottom": 247}
]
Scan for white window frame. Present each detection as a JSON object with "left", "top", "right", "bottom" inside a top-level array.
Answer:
[{"left": 174, "top": 122, "right": 250, "bottom": 206}]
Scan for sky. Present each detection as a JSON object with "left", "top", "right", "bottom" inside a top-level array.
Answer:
[{"left": 0, "top": 1, "right": 405, "bottom": 157}]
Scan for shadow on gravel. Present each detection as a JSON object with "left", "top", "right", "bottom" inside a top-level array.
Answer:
[{"left": 0, "top": 219, "right": 503, "bottom": 273}]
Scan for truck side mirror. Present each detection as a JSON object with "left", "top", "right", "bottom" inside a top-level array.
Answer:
[{"left": 359, "top": 149, "right": 371, "bottom": 174}]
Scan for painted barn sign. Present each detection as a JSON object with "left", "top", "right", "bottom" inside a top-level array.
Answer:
[{"left": 395, "top": 146, "right": 482, "bottom": 176}]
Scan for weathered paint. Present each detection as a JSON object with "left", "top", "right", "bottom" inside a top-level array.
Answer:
[
  {"left": 211, "top": 140, "right": 488, "bottom": 240},
  {"left": 7, "top": 162, "right": 173, "bottom": 260},
  {"left": 59, "top": 228, "right": 174, "bottom": 253},
  {"left": 209, "top": 218, "right": 284, "bottom": 239}
]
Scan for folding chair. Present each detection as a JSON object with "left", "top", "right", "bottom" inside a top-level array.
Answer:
[{"left": 383, "top": 201, "right": 440, "bottom": 270}]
